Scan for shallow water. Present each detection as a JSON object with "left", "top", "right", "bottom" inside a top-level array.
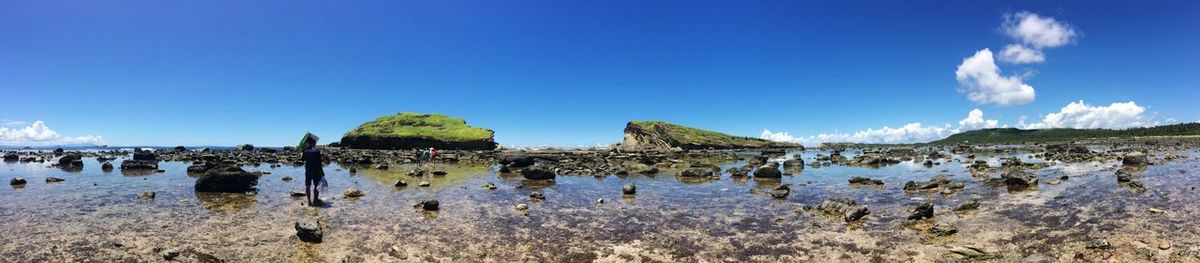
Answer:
[{"left": 2, "top": 148, "right": 1199, "bottom": 262}]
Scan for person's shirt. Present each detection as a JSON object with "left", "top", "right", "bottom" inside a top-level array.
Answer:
[{"left": 302, "top": 147, "right": 322, "bottom": 173}]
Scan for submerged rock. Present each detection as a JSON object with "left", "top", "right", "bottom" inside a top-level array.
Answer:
[
  {"left": 521, "top": 167, "right": 556, "bottom": 180},
  {"left": 295, "top": 220, "right": 323, "bottom": 243},
  {"left": 529, "top": 192, "right": 545, "bottom": 200},
  {"left": 120, "top": 160, "right": 159, "bottom": 170},
  {"left": 680, "top": 167, "right": 716, "bottom": 177},
  {"left": 343, "top": 188, "right": 365, "bottom": 198},
  {"left": 930, "top": 223, "right": 957, "bottom": 236},
  {"left": 848, "top": 176, "right": 884, "bottom": 187},
  {"left": 482, "top": 182, "right": 496, "bottom": 190},
  {"left": 955, "top": 199, "right": 980, "bottom": 212},
  {"left": 194, "top": 164, "right": 259, "bottom": 192},
  {"left": 908, "top": 202, "right": 934, "bottom": 220},
  {"left": 622, "top": 183, "right": 636, "bottom": 195},
  {"left": 45, "top": 177, "right": 65, "bottom": 183},
  {"left": 140, "top": 191, "right": 156, "bottom": 199},
  {"left": 768, "top": 185, "right": 790, "bottom": 199},
  {"left": 818, "top": 198, "right": 869, "bottom": 222},
  {"left": 415, "top": 200, "right": 439, "bottom": 211}
]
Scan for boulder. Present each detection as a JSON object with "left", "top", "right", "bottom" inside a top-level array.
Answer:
[
  {"left": 521, "top": 167, "right": 556, "bottom": 180},
  {"left": 768, "top": 185, "right": 790, "bottom": 199},
  {"left": 1002, "top": 170, "right": 1039, "bottom": 188},
  {"left": 818, "top": 198, "right": 870, "bottom": 222},
  {"left": 622, "top": 183, "right": 636, "bottom": 195},
  {"left": 680, "top": 167, "right": 715, "bottom": 177},
  {"left": 132, "top": 151, "right": 157, "bottom": 161},
  {"left": 415, "top": 200, "right": 439, "bottom": 211},
  {"left": 2, "top": 153, "right": 17, "bottom": 162},
  {"left": 237, "top": 144, "right": 255, "bottom": 151},
  {"left": 295, "top": 220, "right": 323, "bottom": 243},
  {"left": 955, "top": 199, "right": 980, "bottom": 212},
  {"left": 57, "top": 154, "right": 84, "bottom": 168},
  {"left": 848, "top": 176, "right": 884, "bottom": 187},
  {"left": 194, "top": 164, "right": 259, "bottom": 192},
  {"left": 908, "top": 202, "right": 934, "bottom": 220},
  {"left": 120, "top": 160, "right": 159, "bottom": 170},
  {"left": 45, "top": 177, "right": 65, "bottom": 183},
  {"left": 1122, "top": 151, "right": 1149, "bottom": 166},
  {"left": 9, "top": 177, "right": 26, "bottom": 185},
  {"left": 343, "top": 188, "right": 365, "bottom": 198},
  {"left": 101, "top": 162, "right": 114, "bottom": 171},
  {"left": 753, "top": 163, "right": 781, "bottom": 178}
]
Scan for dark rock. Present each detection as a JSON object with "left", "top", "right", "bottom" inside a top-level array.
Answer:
[
  {"left": 162, "top": 250, "right": 180, "bottom": 261},
  {"left": 622, "top": 183, "right": 636, "bottom": 195},
  {"left": 2, "top": 153, "right": 17, "bottom": 162},
  {"left": 57, "top": 154, "right": 83, "bottom": 168},
  {"left": 955, "top": 199, "right": 980, "bottom": 212},
  {"left": 194, "top": 164, "right": 259, "bottom": 192},
  {"left": 101, "top": 162, "right": 114, "bottom": 171},
  {"left": 521, "top": 167, "right": 556, "bottom": 180},
  {"left": 1002, "top": 170, "right": 1038, "bottom": 188},
  {"left": 930, "top": 223, "right": 957, "bottom": 236},
  {"left": 281, "top": 176, "right": 293, "bottom": 181},
  {"left": 482, "top": 182, "right": 496, "bottom": 190},
  {"left": 1122, "top": 151, "right": 1149, "bottom": 166},
  {"left": 395, "top": 180, "right": 408, "bottom": 187},
  {"left": 1085, "top": 238, "right": 1111, "bottom": 250},
  {"left": 10, "top": 177, "right": 27, "bottom": 185},
  {"left": 768, "top": 185, "right": 790, "bottom": 199},
  {"left": 45, "top": 177, "right": 65, "bottom": 183},
  {"left": 529, "top": 192, "right": 545, "bottom": 200},
  {"left": 680, "top": 167, "right": 715, "bottom": 177},
  {"left": 753, "top": 163, "right": 782, "bottom": 178},
  {"left": 295, "top": 220, "right": 323, "bottom": 243},
  {"left": 908, "top": 202, "right": 934, "bottom": 220},
  {"left": 187, "top": 162, "right": 216, "bottom": 173},
  {"left": 140, "top": 191, "right": 156, "bottom": 199},
  {"left": 237, "top": 144, "right": 255, "bottom": 151},
  {"left": 120, "top": 160, "right": 159, "bottom": 170},
  {"left": 818, "top": 198, "right": 869, "bottom": 222},
  {"left": 132, "top": 151, "right": 157, "bottom": 161},
  {"left": 432, "top": 170, "right": 447, "bottom": 176},
  {"left": 415, "top": 200, "right": 439, "bottom": 211},
  {"left": 848, "top": 176, "right": 884, "bottom": 187}
]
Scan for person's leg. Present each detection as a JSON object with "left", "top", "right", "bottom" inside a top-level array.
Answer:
[
  {"left": 311, "top": 176, "right": 321, "bottom": 205},
  {"left": 305, "top": 176, "right": 314, "bottom": 205}
]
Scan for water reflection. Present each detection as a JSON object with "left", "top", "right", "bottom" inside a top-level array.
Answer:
[{"left": 195, "top": 191, "right": 259, "bottom": 214}]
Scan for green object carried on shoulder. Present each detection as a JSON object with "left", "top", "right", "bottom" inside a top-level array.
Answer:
[{"left": 298, "top": 132, "right": 320, "bottom": 149}]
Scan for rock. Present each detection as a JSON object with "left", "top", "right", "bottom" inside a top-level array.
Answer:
[
  {"left": 101, "top": 162, "right": 114, "bottom": 171},
  {"left": 415, "top": 200, "right": 439, "bottom": 211},
  {"left": 45, "top": 177, "right": 65, "bottom": 183},
  {"left": 514, "top": 203, "right": 529, "bottom": 211},
  {"left": 339, "top": 113, "right": 498, "bottom": 150},
  {"left": 281, "top": 176, "right": 293, "bottom": 181},
  {"left": 394, "top": 180, "right": 408, "bottom": 187},
  {"left": 2, "top": 153, "right": 17, "bottom": 162},
  {"left": 120, "top": 160, "right": 159, "bottom": 170},
  {"left": 908, "top": 202, "right": 934, "bottom": 220},
  {"left": 597, "top": 198, "right": 605, "bottom": 204},
  {"left": 783, "top": 158, "right": 804, "bottom": 172},
  {"left": 482, "top": 182, "right": 496, "bottom": 190},
  {"left": 955, "top": 199, "right": 980, "bottom": 212},
  {"left": 1122, "top": 151, "right": 1149, "bottom": 166},
  {"left": 187, "top": 162, "right": 216, "bottom": 173},
  {"left": 10, "top": 177, "right": 26, "bottom": 185},
  {"left": 140, "top": 191, "right": 155, "bottom": 199},
  {"left": 348, "top": 168, "right": 357, "bottom": 174},
  {"left": 529, "top": 192, "right": 545, "bottom": 200},
  {"left": 848, "top": 176, "right": 884, "bottom": 187},
  {"left": 295, "top": 220, "right": 323, "bottom": 243},
  {"left": 930, "top": 223, "right": 957, "bottom": 236},
  {"left": 622, "top": 183, "right": 636, "bottom": 195},
  {"left": 194, "top": 164, "right": 259, "bottom": 192},
  {"left": 726, "top": 166, "right": 751, "bottom": 177},
  {"left": 1002, "top": 170, "right": 1038, "bottom": 188},
  {"left": 680, "top": 167, "right": 716, "bottom": 177},
  {"left": 418, "top": 181, "right": 430, "bottom": 187},
  {"left": 1085, "top": 237, "right": 1111, "bottom": 250},
  {"left": 132, "top": 151, "right": 157, "bottom": 161},
  {"left": 817, "top": 198, "right": 869, "bottom": 222},
  {"left": 432, "top": 170, "right": 447, "bottom": 176},
  {"left": 753, "top": 163, "right": 782, "bottom": 178},
  {"left": 948, "top": 246, "right": 991, "bottom": 260},
  {"left": 374, "top": 164, "right": 389, "bottom": 170},
  {"left": 57, "top": 154, "right": 83, "bottom": 168},
  {"left": 343, "top": 188, "right": 365, "bottom": 198},
  {"left": 617, "top": 121, "right": 800, "bottom": 151},
  {"left": 162, "top": 250, "right": 180, "bottom": 260},
  {"left": 768, "top": 185, "right": 790, "bottom": 199},
  {"left": 237, "top": 144, "right": 255, "bottom": 151},
  {"left": 521, "top": 167, "right": 556, "bottom": 180},
  {"left": 290, "top": 191, "right": 306, "bottom": 197}
]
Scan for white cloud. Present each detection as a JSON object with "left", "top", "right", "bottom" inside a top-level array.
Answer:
[
  {"left": 959, "top": 109, "right": 999, "bottom": 130},
  {"left": 998, "top": 44, "right": 1045, "bottom": 64},
  {"left": 0, "top": 121, "right": 105, "bottom": 146},
  {"left": 762, "top": 109, "right": 1001, "bottom": 146},
  {"left": 1003, "top": 11, "right": 1077, "bottom": 49},
  {"left": 1021, "top": 100, "right": 1152, "bottom": 129},
  {"left": 955, "top": 49, "right": 1036, "bottom": 106}
]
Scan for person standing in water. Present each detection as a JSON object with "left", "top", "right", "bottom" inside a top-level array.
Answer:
[{"left": 300, "top": 133, "right": 324, "bottom": 206}]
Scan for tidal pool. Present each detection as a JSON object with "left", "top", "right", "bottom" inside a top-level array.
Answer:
[{"left": 1, "top": 148, "right": 1199, "bottom": 262}]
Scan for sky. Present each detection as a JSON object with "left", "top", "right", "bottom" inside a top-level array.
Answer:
[{"left": 1, "top": 1, "right": 1198, "bottom": 147}]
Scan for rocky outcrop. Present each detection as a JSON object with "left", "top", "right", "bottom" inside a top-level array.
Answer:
[
  {"left": 340, "top": 113, "right": 498, "bottom": 150},
  {"left": 618, "top": 121, "right": 800, "bottom": 151},
  {"left": 194, "top": 164, "right": 259, "bottom": 192}
]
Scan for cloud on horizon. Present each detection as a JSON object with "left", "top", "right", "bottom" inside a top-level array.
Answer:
[
  {"left": 763, "top": 100, "right": 1162, "bottom": 146},
  {"left": 0, "top": 121, "right": 105, "bottom": 146}
]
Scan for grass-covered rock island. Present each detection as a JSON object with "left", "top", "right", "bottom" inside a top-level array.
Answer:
[{"left": 339, "top": 113, "right": 498, "bottom": 150}]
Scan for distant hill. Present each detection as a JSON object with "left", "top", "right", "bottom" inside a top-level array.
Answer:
[
  {"left": 931, "top": 123, "right": 1200, "bottom": 145},
  {"left": 619, "top": 121, "right": 801, "bottom": 151},
  {"left": 339, "top": 112, "right": 498, "bottom": 150}
]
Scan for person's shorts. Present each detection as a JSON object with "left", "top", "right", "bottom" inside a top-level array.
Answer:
[{"left": 305, "top": 173, "right": 323, "bottom": 187}]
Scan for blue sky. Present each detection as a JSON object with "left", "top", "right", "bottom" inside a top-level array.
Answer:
[{"left": 1, "top": 1, "right": 1197, "bottom": 147}]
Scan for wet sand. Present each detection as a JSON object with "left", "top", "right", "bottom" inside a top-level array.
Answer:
[{"left": 2, "top": 147, "right": 1199, "bottom": 262}]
